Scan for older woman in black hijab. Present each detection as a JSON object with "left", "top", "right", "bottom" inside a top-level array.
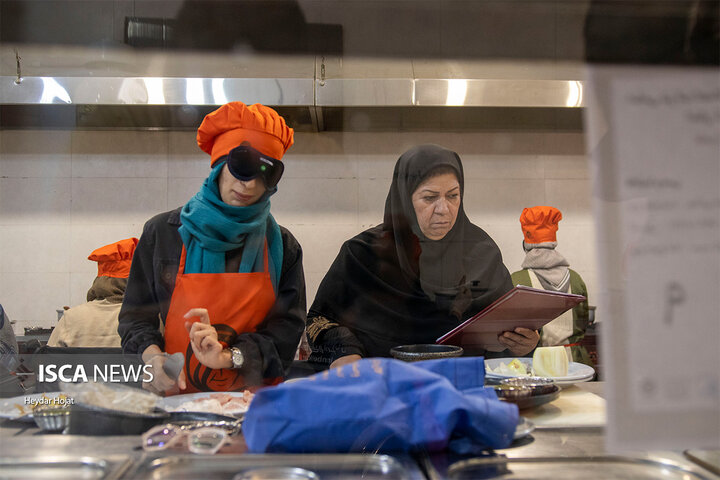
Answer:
[{"left": 307, "top": 144, "right": 539, "bottom": 369}]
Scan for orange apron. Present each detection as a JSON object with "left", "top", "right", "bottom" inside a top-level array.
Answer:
[{"left": 164, "top": 243, "right": 275, "bottom": 394}]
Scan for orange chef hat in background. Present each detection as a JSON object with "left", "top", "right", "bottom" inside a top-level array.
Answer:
[
  {"left": 197, "top": 101, "right": 294, "bottom": 165},
  {"left": 519, "top": 206, "right": 563, "bottom": 244},
  {"left": 88, "top": 237, "right": 139, "bottom": 278}
]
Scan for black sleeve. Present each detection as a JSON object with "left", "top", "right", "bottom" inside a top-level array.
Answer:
[
  {"left": 305, "top": 240, "right": 367, "bottom": 365},
  {"left": 306, "top": 316, "right": 365, "bottom": 365},
  {"left": 118, "top": 218, "right": 165, "bottom": 355},
  {"left": 231, "top": 228, "right": 306, "bottom": 383}
]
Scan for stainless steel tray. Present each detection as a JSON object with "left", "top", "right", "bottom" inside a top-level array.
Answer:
[
  {"left": 128, "top": 453, "right": 425, "bottom": 480},
  {"left": 441, "top": 455, "right": 718, "bottom": 479},
  {"left": 0, "top": 456, "right": 132, "bottom": 480}
]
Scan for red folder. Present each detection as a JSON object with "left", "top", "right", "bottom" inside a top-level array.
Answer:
[{"left": 436, "top": 285, "right": 586, "bottom": 351}]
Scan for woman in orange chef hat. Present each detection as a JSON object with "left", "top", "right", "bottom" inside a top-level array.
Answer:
[
  {"left": 119, "top": 102, "right": 306, "bottom": 395},
  {"left": 510, "top": 206, "right": 593, "bottom": 366},
  {"left": 49, "top": 237, "right": 138, "bottom": 348}
]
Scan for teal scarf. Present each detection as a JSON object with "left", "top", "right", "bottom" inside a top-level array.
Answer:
[{"left": 178, "top": 162, "right": 283, "bottom": 292}]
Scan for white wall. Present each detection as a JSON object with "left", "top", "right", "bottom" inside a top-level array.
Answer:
[{"left": 0, "top": 128, "right": 594, "bottom": 334}]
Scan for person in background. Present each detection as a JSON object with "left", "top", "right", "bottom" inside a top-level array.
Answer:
[
  {"left": 306, "top": 144, "right": 539, "bottom": 369},
  {"left": 48, "top": 238, "right": 138, "bottom": 348},
  {"left": 119, "top": 101, "right": 306, "bottom": 395},
  {"left": 0, "top": 304, "right": 23, "bottom": 396},
  {"left": 510, "top": 206, "right": 593, "bottom": 366},
  {"left": 0, "top": 304, "right": 18, "bottom": 370}
]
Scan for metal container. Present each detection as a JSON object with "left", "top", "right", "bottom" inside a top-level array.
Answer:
[
  {"left": 493, "top": 384, "right": 533, "bottom": 401},
  {"left": 443, "top": 456, "right": 718, "bottom": 479},
  {"left": 389, "top": 344, "right": 463, "bottom": 362},
  {"left": 0, "top": 456, "right": 131, "bottom": 480},
  {"left": 33, "top": 409, "right": 70, "bottom": 433},
  {"left": 233, "top": 467, "right": 319, "bottom": 480},
  {"left": 500, "top": 377, "right": 559, "bottom": 395},
  {"left": 127, "top": 453, "right": 426, "bottom": 480}
]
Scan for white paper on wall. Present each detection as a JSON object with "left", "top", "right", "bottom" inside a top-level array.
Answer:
[{"left": 585, "top": 65, "right": 720, "bottom": 452}]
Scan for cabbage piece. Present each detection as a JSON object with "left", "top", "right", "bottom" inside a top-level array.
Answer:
[
  {"left": 490, "top": 359, "right": 529, "bottom": 376},
  {"left": 532, "top": 346, "right": 569, "bottom": 377},
  {"left": 507, "top": 358, "right": 528, "bottom": 376}
]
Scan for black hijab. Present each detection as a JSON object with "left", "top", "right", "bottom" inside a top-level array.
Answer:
[{"left": 309, "top": 144, "right": 512, "bottom": 357}]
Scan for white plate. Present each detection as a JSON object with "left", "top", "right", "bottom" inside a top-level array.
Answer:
[
  {"left": 485, "top": 358, "right": 595, "bottom": 386},
  {"left": 158, "top": 391, "right": 252, "bottom": 417},
  {"left": 0, "top": 392, "right": 68, "bottom": 421}
]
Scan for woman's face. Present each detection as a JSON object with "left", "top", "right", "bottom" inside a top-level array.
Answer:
[
  {"left": 411, "top": 172, "right": 461, "bottom": 240},
  {"left": 218, "top": 163, "right": 266, "bottom": 207}
]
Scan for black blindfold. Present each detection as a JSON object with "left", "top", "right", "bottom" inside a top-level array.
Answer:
[{"left": 226, "top": 144, "right": 284, "bottom": 188}]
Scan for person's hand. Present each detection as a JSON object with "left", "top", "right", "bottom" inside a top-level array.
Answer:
[
  {"left": 329, "top": 354, "right": 362, "bottom": 370},
  {"left": 141, "top": 345, "right": 186, "bottom": 395},
  {"left": 184, "top": 308, "right": 232, "bottom": 370},
  {"left": 498, "top": 327, "right": 540, "bottom": 356}
]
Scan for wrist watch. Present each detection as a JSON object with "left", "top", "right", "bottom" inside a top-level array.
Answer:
[{"left": 229, "top": 347, "right": 244, "bottom": 369}]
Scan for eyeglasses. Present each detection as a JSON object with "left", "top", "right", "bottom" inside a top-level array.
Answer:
[
  {"left": 142, "top": 424, "right": 230, "bottom": 455},
  {"left": 226, "top": 144, "right": 284, "bottom": 189}
]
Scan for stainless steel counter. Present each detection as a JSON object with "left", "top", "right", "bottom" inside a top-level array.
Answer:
[{"left": 0, "top": 382, "right": 717, "bottom": 479}]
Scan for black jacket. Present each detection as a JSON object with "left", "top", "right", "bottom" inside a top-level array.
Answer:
[{"left": 118, "top": 208, "right": 306, "bottom": 383}]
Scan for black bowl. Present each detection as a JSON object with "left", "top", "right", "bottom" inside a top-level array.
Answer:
[
  {"left": 496, "top": 388, "right": 561, "bottom": 410},
  {"left": 389, "top": 344, "right": 464, "bottom": 362},
  {"left": 68, "top": 402, "right": 169, "bottom": 436}
]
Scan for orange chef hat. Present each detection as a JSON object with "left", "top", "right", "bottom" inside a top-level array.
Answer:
[
  {"left": 196, "top": 102, "right": 294, "bottom": 165},
  {"left": 519, "top": 206, "right": 562, "bottom": 244},
  {"left": 88, "top": 237, "right": 139, "bottom": 278}
]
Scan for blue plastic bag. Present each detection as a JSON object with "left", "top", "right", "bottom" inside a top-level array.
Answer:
[{"left": 243, "top": 357, "right": 519, "bottom": 453}]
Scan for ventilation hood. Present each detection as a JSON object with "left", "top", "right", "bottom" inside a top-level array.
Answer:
[{"left": 1, "top": 46, "right": 586, "bottom": 131}]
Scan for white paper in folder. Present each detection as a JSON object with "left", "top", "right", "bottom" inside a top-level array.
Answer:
[{"left": 586, "top": 65, "right": 720, "bottom": 452}]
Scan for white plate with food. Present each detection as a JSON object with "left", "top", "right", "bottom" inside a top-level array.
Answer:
[
  {"left": 158, "top": 391, "right": 254, "bottom": 418},
  {"left": 485, "top": 358, "right": 595, "bottom": 386},
  {"left": 0, "top": 392, "right": 72, "bottom": 421}
]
